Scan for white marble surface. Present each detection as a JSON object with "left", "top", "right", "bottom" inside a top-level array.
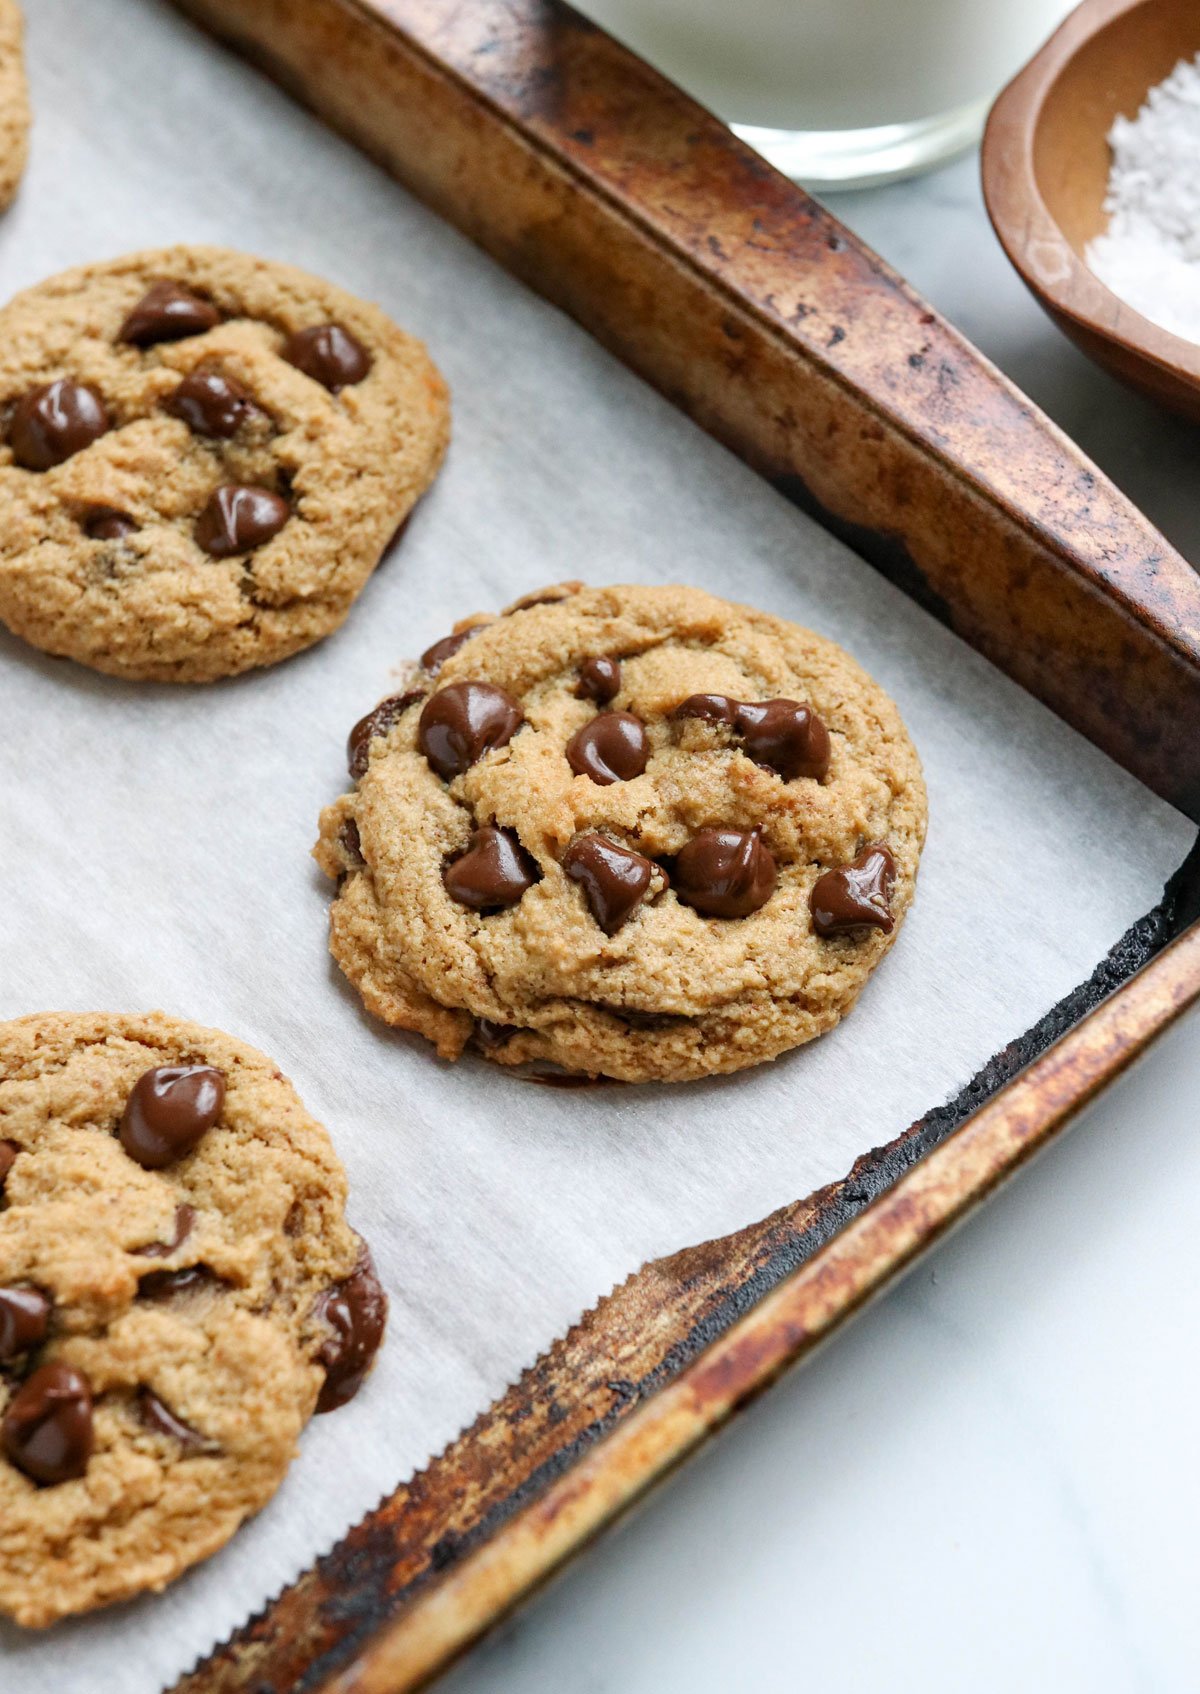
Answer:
[{"left": 440, "top": 155, "right": 1200, "bottom": 1694}]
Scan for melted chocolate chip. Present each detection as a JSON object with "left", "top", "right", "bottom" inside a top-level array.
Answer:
[
  {"left": 165, "top": 369, "right": 255, "bottom": 438},
  {"left": 0, "top": 1288, "right": 50, "bottom": 1361},
  {"left": 421, "top": 627, "right": 480, "bottom": 673},
  {"left": 811, "top": 845, "right": 896, "bottom": 936},
  {"left": 119, "top": 1066, "right": 225, "bottom": 1170},
  {"left": 574, "top": 656, "right": 620, "bottom": 704},
  {"left": 563, "top": 833, "right": 655, "bottom": 934},
  {"left": 737, "top": 700, "right": 830, "bottom": 780},
  {"left": 138, "top": 1388, "right": 213, "bottom": 1453},
  {"left": 133, "top": 1203, "right": 196, "bottom": 1260},
  {"left": 566, "top": 711, "right": 649, "bottom": 786},
  {"left": 2, "top": 1361, "right": 94, "bottom": 1485},
  {"left": 137, "top": 1264, "right": 219, "bottom": 1302},
  {"left": 347, "top": 689, "right": 425, "bottom": 781},
  {"left": 474, "top": 1018, "right": 517, "bottom": 1050},
  {"left": 195, "top": 484, "right": 289, "bottom": 556},
  {"left": 674, "top": 828, "right": 777, "bottom": 918},
  {"left": 9, "top": 381, "right": 111, "bottom": 470},
  {"left": 314, "top": 1246, "right": 387, "bottom": 1412},
  {"left": 444, "top": 826, "right": 540, "bottom": 911},
  {"left": 418, "top": 682, "right": 524, "bottom": 781},
  {"left": 283, "top": 323, "right": 371, "bottom": 392},
  {"left": 83, "top": 507, "right": 136, "bottom": 541},
  {"left": 674, "top": 694, "right": 830, "bottom": 781},
  {"left": 120, "top": 282, "right": 220, "bottom": 346},
  {"left": 0, "top": 1141, "right": 18, "bottom": 1192},
  {"left": 338, "top": 818, "right": 365, "bottom": 869}
]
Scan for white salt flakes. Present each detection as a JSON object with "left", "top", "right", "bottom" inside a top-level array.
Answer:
[{"left": 1087, "top": 52, "right": 1200, "bottom": 344}]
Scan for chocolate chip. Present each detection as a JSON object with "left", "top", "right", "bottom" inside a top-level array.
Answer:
[
  {"left": 9, "top": 381, "right": 111, "bottom": 470},
  {"left": 133, "top": 1203, "right": 196, "bottom": 1260},
  {"left": 137, "top": 1264, "right": 219, "bottom": 1303},
  {"left": 444, "top": 826, "right": 540, "bottom": 911},
  {"left": 737, "top": 700, "right": 830, "bottom": 780},
  {"left": 338, "top": 817, "right": 365, "bottom": 868},
  {"left": 563, "top": 833, "right": 655, "bottom": 934},
  {"left": 120, "top": 282, "right": 220, "bottom": 346},
  {"left": 347, "top": 689, "right": 425, "bottom": 781},
  {"left": 138, "top": 1388, "right": 213, "bottom": 1453},
  {"left": 119, "top": 1065, "right": 225, "bottom": 1170},
  {"left": 566, "top": 711, "right": 649, "bottom": 786},
  {"left": 0, "top": 1141, "right": 18, "bottom": 1192},
  {"left": 418, "top": 682, "right": 524, "bottom": 781},
  {"left": 674, "top": 694, "right": 830, "bottom": 781},
  {"left": 811, "top": 845, "right": 896, "bottom": 936},
  {"left": 575, "top": 656, "right": 620, "bottom": 704},
  {"left": 195, "top": 484, "right": 289, "bottom": 556},
  {"left": 674, "top": 828, "right": 777, "bottom": 918},
  {"left": 165, "top": 369, "right": 255, "bottom": 438},
  {"left": 0, "top": 1288, "right": 50, "bottom": 1361},
  {"left": 474, "top": 1018, "right": 517, "bottom": 1050},
  {"left": 83, "top": 507, "right": 136, "bottom": 541},
  {"left": 2, "top": 1361, "right": 94, "bottom": 1485},
  {"left": 421, "top": 627, "right": 480, "bottom": 673},
  {"left": 314, "top": 1246, "right": 387, "bottom": 1413},
  {"left": 283, "top": 323, "right": 371, "bottom": 391}
]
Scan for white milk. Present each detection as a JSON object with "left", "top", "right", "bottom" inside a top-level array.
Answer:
[{"left": 579, "top": 0, "right": 1075, "bottom": 133}]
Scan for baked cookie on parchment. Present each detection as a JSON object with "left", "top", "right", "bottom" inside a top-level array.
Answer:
[
  {"left": 316, "top": 582, "right": 926, "bottom": 1084},
  {"left": 0, "top": 246, "right": 449, "bottom": 681},
  {"left": 0, "top": 1011, "right": 386, "bottom": 1627},
  {"left": 0, "top": 0, "right": 30, "bottom": 212}
]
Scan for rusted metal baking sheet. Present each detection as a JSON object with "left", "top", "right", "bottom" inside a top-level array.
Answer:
[
  {"left": 162, "top": 2, "right": 1200, "bottom": 1689},
  {"left": 175, "top": 0, "right": 1200, "bottom": 820}
]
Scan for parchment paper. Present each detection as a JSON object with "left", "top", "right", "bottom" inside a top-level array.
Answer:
[{"left": 0, "top": 1, "right": 1192, "bottom": 1687}]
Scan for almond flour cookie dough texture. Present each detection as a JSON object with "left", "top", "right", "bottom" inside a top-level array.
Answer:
[
  {"left": 0, "top": 1012, "right": 387, "bottom": 1627},
  {"left": 0, "top": 0, "right": 29, "bottom": 211},
  {"left": 0, "top": 246, "right": 449, "bottom": 681},
  {"left": 316, "top": 583, "right": 927, "bottom": 1084}
]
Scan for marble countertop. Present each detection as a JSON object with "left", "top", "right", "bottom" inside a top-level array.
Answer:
[{"left": 440, "top": 153, "right": 1200, "bottom": 1694}]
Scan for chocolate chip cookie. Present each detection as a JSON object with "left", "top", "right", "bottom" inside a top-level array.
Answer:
[
  {"left": 0, "top": 1011, "right": 386, "bottom": 1627},
  {"left": 315, "top": 583, "right": 926, "bottom": 1083},
  {"left": 0, "top": 0, "right": 29, "bottom": 212},
  {"left": 0, "top": 246, "right": 449, "bottom": 681}
]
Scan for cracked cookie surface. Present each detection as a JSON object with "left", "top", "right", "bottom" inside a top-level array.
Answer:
[
  {"left": 0, "top": 246, "right": 449, "bottom": 681},
  {"left": 0, "top": 1011, "right": 385, "bottom": 1627},
  {"left": 0, "top": 0, "right": 29, "bottom": 213},
  {"left": 316, "top": 582, "right": 927, "bottom": 1084}
]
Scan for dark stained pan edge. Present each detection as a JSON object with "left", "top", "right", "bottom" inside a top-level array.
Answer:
[
  {"left": 172, "top": 845, "right": 1200, "bottom": 1693},
  {"left": 171, "top": 0, "right": 1200, "bottom": 820}
]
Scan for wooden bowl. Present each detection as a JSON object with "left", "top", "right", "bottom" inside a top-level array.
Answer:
[{"left": 982, "top": 0, "right": 1200, "bottom": 420}]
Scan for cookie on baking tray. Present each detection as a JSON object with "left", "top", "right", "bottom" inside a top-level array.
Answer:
[
  {"left": 0, "top": 0, "right": 30, "bottom": 213},
  {"left": 0, "top": 245, "right": 449, "bottom": 681},
  {"left": 0, "top": 1011, "right": 386, "bottom": 1628},
  {"left": 315, "top": 581, "right": 927, "bottom": 1084}
]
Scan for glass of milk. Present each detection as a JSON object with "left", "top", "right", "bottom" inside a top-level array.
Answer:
[{"left": 577, "top": 0, "right": 1078, "bottom": 188}]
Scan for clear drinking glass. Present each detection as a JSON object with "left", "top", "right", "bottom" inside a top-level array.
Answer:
[{"left": 578, "top": 0, "right": 1079, "bottom": 189}]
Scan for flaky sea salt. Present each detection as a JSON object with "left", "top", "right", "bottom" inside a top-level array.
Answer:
[{"left": 1087, "top": 52, "right": 1200, "bottom": 343}]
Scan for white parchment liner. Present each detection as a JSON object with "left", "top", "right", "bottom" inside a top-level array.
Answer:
[{"left": 0, "top": 1, "right": 1192, "bottom": 1686}]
